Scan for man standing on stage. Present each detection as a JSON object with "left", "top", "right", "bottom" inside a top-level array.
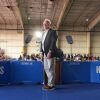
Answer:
[{"left": 40, "top": 19, "right": 58, "bottom": 90}]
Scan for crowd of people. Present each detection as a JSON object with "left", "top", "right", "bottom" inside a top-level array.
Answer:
[
  {"left": 63, "top": 54, "right": 100, "bottom": 61},
  {"left": 18, "top": 53, "right": 100, "bottom": 62},
  {"left": 0, "top": 47, "right": 100, "bottom": 62},
  {"left": 18, "top": 53, "right": 42, "bottom": 61}
]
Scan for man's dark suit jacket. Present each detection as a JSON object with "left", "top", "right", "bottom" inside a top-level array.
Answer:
[{"left": 40, "top": 28, "right": 58, "bottom": 58}]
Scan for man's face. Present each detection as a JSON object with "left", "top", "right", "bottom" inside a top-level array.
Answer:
[{"left": 43, "top": 21, "right": 50, "bottom": 30}]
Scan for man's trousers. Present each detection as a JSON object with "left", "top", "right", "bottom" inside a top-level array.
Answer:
[{"left": 43, "top": 54, "right": 55, "bottom": 87}]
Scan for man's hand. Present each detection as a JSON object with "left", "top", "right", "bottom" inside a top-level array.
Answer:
[{"left": 47, "top": 52, "right": 51, "bottom": 59}]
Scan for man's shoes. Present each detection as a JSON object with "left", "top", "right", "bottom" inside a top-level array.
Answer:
[
  {"left": 42, "top": 85, "right": 55, "bottom": 90},
  {"left": 48, "top": 86, "right": 55, "bottom": 90},
  {"left": 43, "top": 85, "right": 49, "bottom": 90}
]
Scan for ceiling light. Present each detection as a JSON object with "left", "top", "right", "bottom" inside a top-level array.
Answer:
[
  {"left": 28, "top": 17, "right": 31, "bottom": 20},
  {"left": 86, "top": 18, "right": 89, "bottom": 22}
]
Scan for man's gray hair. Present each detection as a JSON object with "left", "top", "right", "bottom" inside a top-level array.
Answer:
[{"left": 44, "top": 19, "right": 51, "bottom": 24}]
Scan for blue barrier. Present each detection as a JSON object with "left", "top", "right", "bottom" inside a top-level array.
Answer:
[
  {"left": 61, "top": 61, "right": 100, "bottom": 84},
  {"left": 0, "top": 61, "right": 10, "bottom": 84},
  {"left": 0, "top": 61, "right": 43, "bottom": 85},
  {"left": 0, "top": 61, "right": 100, "bottom": 85},
  {"left": 10, "top": 61, "right": 43, "bottom": 84},
  {"left": 91, "top": 62, "right": 100, "bottom": 83}
]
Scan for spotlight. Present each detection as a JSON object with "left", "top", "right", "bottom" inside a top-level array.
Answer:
[
  {"left": 86, "top": 18, "right": 89, "bottom": 22},
  {"left": 28, "top": 17, "right": 31, "bottom": 20},
  {"left": 35, "top": 31, "right": 42, "bottom": 39}
]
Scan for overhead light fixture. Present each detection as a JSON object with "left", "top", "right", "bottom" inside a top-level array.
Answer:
[
  {"left": 86, "top": 18, "right": 89, "bottom": 22},
  {"left": 28, "top": 17, "right": 31, "bottom": 20}
]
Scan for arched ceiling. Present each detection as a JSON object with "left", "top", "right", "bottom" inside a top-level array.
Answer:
[{"left": 0, "top": 0, "right": 23, "bottom": 29}]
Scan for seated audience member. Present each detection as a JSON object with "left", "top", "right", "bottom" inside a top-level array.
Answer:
[
  {"left": 18, "top": 55, "right": 23, "bottom": 60},
  {"left": 91, "top": 56, "right": 96, "bottom": 61},
  {"left": 26, "top": 55, "right": 31, "bottom": 61},
  {"left": 86, "top": 54, "right": 89, "bottom": 61},
  {"left": 31, "top": 54, "right": 37, "bottom": 60},
  {"left": 81, "top": 55, "right": 84, "bottom": 61},
  {"left": 94, "top": 56, "right": 98, "bottom": 61},
  {"left": 0, "top": 49, "right": 5, "bottom": 60},
  {"left": 89, "top": 56, "right": 92, "bottom": 61},
  {"left": 74, "top": 54, "right": 81, "bottom": 61},
  {"left": 36, "top": 54, "right": 41, "bottom": 61},
  {"left": 71, "top": 54, "right": 74, "bottom": 61},
  {"left": 22, "top": 53, "right": 27, "bottom": 60},
  {"left": 97, "top": 56, "right": 100, "bottom": 61},
  {"left": 67, "top": 54, "right": 70, "bottom": 61},
  {"left": 83, "top": 54, "right": 88, "bottom": 61},
  {"left": 63, "top": 54, "right": 67, "bottom": 61}
]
